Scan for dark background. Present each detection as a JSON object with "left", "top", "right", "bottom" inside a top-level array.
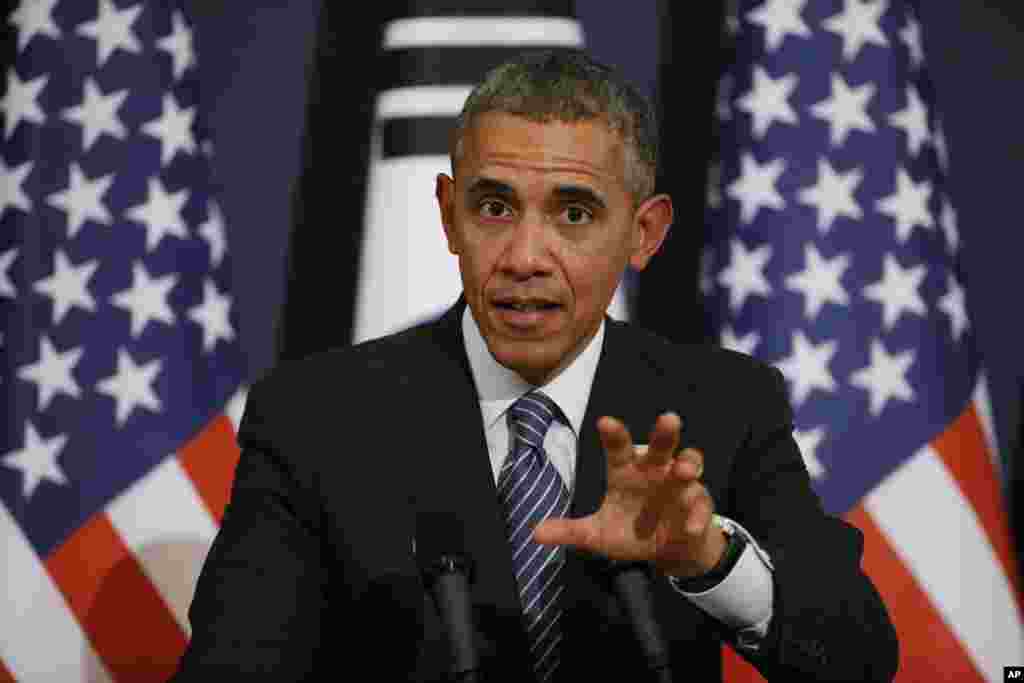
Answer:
[{"left": 189, "top": 2, "right": 1023, "bottom": 539}]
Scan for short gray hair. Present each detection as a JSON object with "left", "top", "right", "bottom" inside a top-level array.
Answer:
[{"left": 451, "top": 50, "right": 659, "bottom": 203}]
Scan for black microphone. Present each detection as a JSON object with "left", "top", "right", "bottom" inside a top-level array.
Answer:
[
  {"left": 416, "top": 512, "right": 482, "bottom": 681},
  {"left": 608, "top": 562, "right": 673, "bottom": 682}
]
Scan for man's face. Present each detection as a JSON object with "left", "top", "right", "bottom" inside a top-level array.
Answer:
[{"left": 436, "top": 112, "right": 671, "bottom": 385}]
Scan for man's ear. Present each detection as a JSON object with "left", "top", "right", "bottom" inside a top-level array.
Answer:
[
  {"left": 436, "top": 173, "right": 459, "bottom": 255},
  {"left": 629, "top": 193, "right": 673, "bottom": 271}
]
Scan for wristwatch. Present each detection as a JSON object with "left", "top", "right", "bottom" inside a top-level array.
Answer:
[{"left": 669, "top": 516, "right": 747, "bottom": 593}]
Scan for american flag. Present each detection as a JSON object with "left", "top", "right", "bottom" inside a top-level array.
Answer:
[
  {"left": 1, "top": 1, "right": 245, "bottom": 680},
  {"left": 704, "top": 1, "right": 1023, "bottom": 680}
]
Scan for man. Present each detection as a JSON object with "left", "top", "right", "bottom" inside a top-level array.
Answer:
[{"left": 173, "top": 51, "right": 897, "bottom": 681}]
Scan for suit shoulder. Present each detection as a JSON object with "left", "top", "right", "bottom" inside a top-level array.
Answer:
[
  {"left": 245, "top": 322, "right": 445, "bottom": 417},
  {"left": 611, "top": 319, "right": 781, "bottom": 387},
  {"left": 258, "top": 323, "right": 437, "bottom": 385}
]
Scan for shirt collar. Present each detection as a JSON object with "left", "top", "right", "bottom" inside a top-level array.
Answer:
[{"left": 462, "top": 305, "right": 604, "bottom": 437}]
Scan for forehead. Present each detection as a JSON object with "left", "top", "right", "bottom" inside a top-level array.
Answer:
[{"left": 456, "top": 112, "right": 628, "bottom": 193}]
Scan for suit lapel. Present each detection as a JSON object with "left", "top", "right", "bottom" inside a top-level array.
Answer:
[
  {"left": 561, "top": 319, "right": 700, "bottom": 665},
  {"left": 410, "top": 301, "right": 531, "bottom": 664}
]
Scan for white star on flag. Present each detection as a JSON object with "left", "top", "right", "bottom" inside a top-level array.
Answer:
[
  {"left": 1, "top": 158, "right": 33, "bottom": 217},
  {"left": 1, "top": 70, "right": 48, "bottom": 138},
  {"left": 940, "top": 199, "right": 958, "bottom": 253},
  {"left": 199, "top": 199, "right": 228, "bottom": 267},
  {"left": 720, "top": 326, "right": 761, "bottom": 356},
  {"left": 938, "top": 274, "right": 969, "bottom": 342},
  {"left": 9, "top": 0, "right": 62, "bottom": 51},
  {"left": 46, "top": 163, "right": 114, "bottom": 238},
  {"left": 699, "top": 246, "right": 715, "bottom": 297},
  {"left": 727, "top": 152, "right": 787, "bottom": 224},
  {"left": 717, "top": 238, "right": 773, "bottom": 313},
  {"left": 2, "top": 422, "right": 69, "bottom": 499},
  {"left": 125, "top": 177, "right": 190, "bottom": 251},
  {"left": 188, "top": 279, "right": 235, "bottom": 353},
  {"left": 797, "top": 157, "right": 863, "bottom": 233},
  {"left": 863, "top": 252, "right": 927, "bottom": 330},
  {"left": 111, "top": 262, "right": 179, "bottom": 338},
  {"left": 822, "top": 0, "right": 889, "bottom": 62},
  {"left": 876, "top": 168, "right": 933, "bottom": 243},
  {"left": 61, "top": 77, "right": 129, "bottom": 151},
  {"left": 900, "top": 15, "right": 925, "bottom": 69},
  {"left": 141, "top": 92, "right": 197, "bottom": 166},
  {"left": 888, "top": 86, "right": 929, "bottom": 157},
  {"left": 737, "top": 66, "right": 799, "bottom": 139},
  {"left": 811, "top": 72, "right": 877, "bottom": 147},
  {"left": 76, "top": 0, "right": 143, "bottom": 66},
  {"left": 96, "top": 348, "right": 163, "bottom": 425},
  {"left": 785, "top": 243, "right": 851, "bottom": 319},
  {"left": 16, "top": 336, "right": 83, "bottom": 412},
  {"left": 0, "top": 249, "right": 17, "bottom": 298},
  {"left": 775, "top": 330, "right": 838, "bottom": 407},
  {"left": 157, "top": 11, "right": 195, "bottom": 81},
  {"left": 793, "top": 426, "right": 826, "bottom": 479},
  {"left": 32, "top": 250, "right": 99, "bottom": 325},
  {"left": 746, "top": 0, "right": 811, "bottom": 52},
  {"left": 849, "top": 338, "right": 915, "bottom": 417}
]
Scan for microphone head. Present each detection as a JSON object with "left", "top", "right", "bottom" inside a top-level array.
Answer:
[{"left": 415, "top": 509, "right": 475, "bottom": 583}]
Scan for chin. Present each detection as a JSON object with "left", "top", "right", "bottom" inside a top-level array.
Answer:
[{"left": 490, "top": 340, "right": 562, "bottom": 384}]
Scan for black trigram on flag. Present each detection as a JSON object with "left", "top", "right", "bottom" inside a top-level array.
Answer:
[{"left": 353, "top": 4, "right": 630, "bottom": 343}]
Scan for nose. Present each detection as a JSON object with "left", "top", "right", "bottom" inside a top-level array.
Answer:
[{"left": 498, "top": 213, "right": 553, "bottom": 280}]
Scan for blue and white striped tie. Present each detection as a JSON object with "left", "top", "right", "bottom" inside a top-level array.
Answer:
[{"left": 497, "top": 391, "right": 571, "bottom": 682}]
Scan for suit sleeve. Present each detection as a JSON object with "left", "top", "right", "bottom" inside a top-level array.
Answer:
[
  {"left": 725, "top": 364, "right": 898, "bottom": 682},
  {"left": 169, "top": 376, "right": 328, "bottom": 680}
]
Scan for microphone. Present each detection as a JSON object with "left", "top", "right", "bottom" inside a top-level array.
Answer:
[
  {"left": 416, "top": 512, "right": 482, "bottom": 681},
  {"left": 608, "top": 562, "right": 673, "bottom": 682}
]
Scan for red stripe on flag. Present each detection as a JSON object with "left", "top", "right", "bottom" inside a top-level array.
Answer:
[
  {"left": 45, "top": 512, "right": 186, "bottom": 682},
  {"left": 722, "top": 643, "right": 765, "bottom": 682},
  {"left": 177, "top": 414, "right": 241, "bottom": 522},
  {"left": 930, "top": 403, "right": 1024, "bottom": 611},
  {"left": 846, "top": 505, "right": 984, "bottom": 682}
]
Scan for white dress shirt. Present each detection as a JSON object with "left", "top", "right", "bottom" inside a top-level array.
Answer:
[{"left": 461, "top": 308, "right": 773, "bottom": 646}]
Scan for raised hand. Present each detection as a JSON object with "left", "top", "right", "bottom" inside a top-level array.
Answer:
[{"left": 533, "top": 412, "right": 727, "bottom": 578}]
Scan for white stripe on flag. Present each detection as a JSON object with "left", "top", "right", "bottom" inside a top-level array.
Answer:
[
  {"left": 972, "top": 374, "right": 1000, "bottom": 469},
  {"left": 865, "top": 443, "right": 1024, "bottom": 683},
  {"left": 106, "top": 456, "right": 219, "bottom": 635},
  {"left": 384, "top": 17, "right": 584, "bottom": 49},
  {"left": 225, "top": 386, "right": 248, "bottom": 436},
  {"left": 376, "top": 86, "right": 474, "bottom": 119},
  {"left": 1, "top": 502, "right": 113, "bottom": 682},
  {"left": 355, "top": 153, "right": 463, "bottom": 343}
]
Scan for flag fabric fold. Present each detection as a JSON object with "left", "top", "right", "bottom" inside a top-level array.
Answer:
[
  {"left": 703, "top": 1, "right": 1022, "bottom": 680},
  {"left": 1, "top": 1, "right": 245, "bottom": 679}
]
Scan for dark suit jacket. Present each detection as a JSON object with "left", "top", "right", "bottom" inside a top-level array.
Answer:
[{"left": 172, "top": 300, "right": 898, "bottom": 681}]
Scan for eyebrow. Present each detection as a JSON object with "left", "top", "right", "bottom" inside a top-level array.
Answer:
[
  {"left": 465, "top": 177, "right": 515, "bottom": 198},
  {"left": 552, "top": 184, "right": 606, "bottom": 210},
  {"left": 465, "top": 177, "right": 607, "bottom": 209}
]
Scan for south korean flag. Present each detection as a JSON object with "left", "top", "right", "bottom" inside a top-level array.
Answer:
[{"left": 354, "top": 5, "right": 631, "bottom": 343}]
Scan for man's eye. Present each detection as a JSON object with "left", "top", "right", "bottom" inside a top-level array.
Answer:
[
  {"left": 479, "top": 200, "right": 511, "bottom": 218},
  {"left": 563, "top": 205, "right": 592, "bottom": 224}
]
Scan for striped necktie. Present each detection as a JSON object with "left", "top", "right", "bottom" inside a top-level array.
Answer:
[{"left": 496, "top": 391, "right": 572, "bottom": 682}]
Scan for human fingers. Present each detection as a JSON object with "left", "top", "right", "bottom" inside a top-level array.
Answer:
[
  {"left": 646, "top": 412, "right": 681, "bottom": 466},
  {"left": 533, "top": 517, "right": 597, "bottom": 551},
  {"left": 598, "top": 416, "right": 635, "bottom": 467},
  {"left": 673, "top": 447, "right": 704, "bottom": 481}
]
